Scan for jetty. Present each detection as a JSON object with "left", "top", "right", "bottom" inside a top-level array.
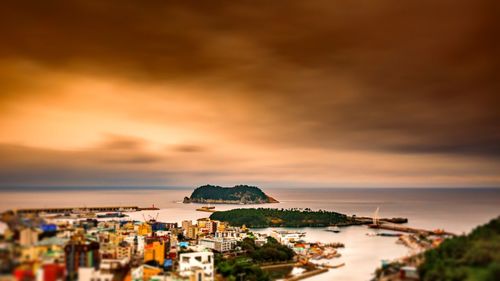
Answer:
[
  {"left": 285, "top": 268, "right": 329, "bottom": 281},
  {"left": 368, "top": 223, "right": 455, "bottom": 236},
  {"left": 364, "top": 207, "right": 455, "bottom": 236}
]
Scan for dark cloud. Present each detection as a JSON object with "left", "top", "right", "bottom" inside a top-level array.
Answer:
[
  {"left": 0, "top": 0, "right": 499, "bottom": 188},
  {"left": 1, "top": 142, "right": 498, "bottom": 188},
  {"left": 0, "top": 143, "right": 178, "bottom": 186},
  {"left": 173, "top": 145, "right": 205, "bottom": 153},
  {"left": 99, "top": 135, "right": 147, "bottom": 151}
]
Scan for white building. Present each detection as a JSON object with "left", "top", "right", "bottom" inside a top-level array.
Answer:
[
  {"left": 124, "top": 235, "right": 145, "bottom": 254},
  {"left": 155, "top": 230, "right": 171, "bottom": 237},
  {"left": 214, "top": 230, "right": 239, "bottom": 239},
  {"left": 271, "top": 230, "right": 305, "bottom": 247},
  {"left": 199, "top": 238, "right": 237, "bottom": 253},
  {"left": 179, "top": 252, "right": 214, "bottom": 281},
  {"left": 0, "top": 222, "right": 8, "bottom": 235},
  {"left": 78, "top": 267, "right": 114, "bottom": 281}
]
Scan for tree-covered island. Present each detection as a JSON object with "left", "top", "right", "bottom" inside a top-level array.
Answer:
[
  {"left": 210, "top": 208, "right": 350, "bottom": 227},
  {"left": 183, "top": 184, "right": 279, "bottom": 204}
]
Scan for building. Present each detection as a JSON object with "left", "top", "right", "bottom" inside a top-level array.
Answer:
[
  {"left": 181, "top": 220, "right": 192, "bottom": 232},
  {"left": 78, "top": 259, "right": 130, "bottom": 281},
  {"left": 37, "top": 263, "right": 65, "bottom": 281},
  {"left": 133, "top": 264, "right": 165, "bottom": 281},
  {"left": 99, "top": 259, "right": 131, "bottom": 281},
  {"left": 144, "top": 241, "right": 165, "bottom": 265},
  {"left": 178, "top": 252, "right": 214, "bottom": 281},
  {"left": 78, "top": 267, "right": 114, "bottom": 281},
  {"left": 117, "top": 241, "right": 133, "bottom": 260},
  {"left": 186, "top": 226, "right": 199, "bottom": 240},
  {"left": 100, "top": 243, "right": 117, "bottom": 259},
  {"left": 216, "top": 222, "right": 228, "bottom": 232},
  {"left": 64, "top": 238, "right": 100, "bottom": 281},
  {"left": 164, "top": 222, "right": 178, "bottom": 230},
  {"left": 271, "top": 230, "right": 306, "bottom": 247},
  {"left": 143, "top": 264, "right": 163, "bottom": 281},
  {"left": 20, "top": 228, "right": 39, "bottom": 246},
  {"left": 399, "top": 266, "right": 419, "bottom": 280},
  {"left": 139, "top": 223, "right": 152, "bottom": 236},
  {"left": 198, "top": 238, "right": 237, "bottom": 253},
  {"left": 196, "top": 218, "right": 209, "bottom": 229},
  {"left": 124, "top": 235, "right": 145, "bottom": 255},
  {"left": 214, "top": 230, "right": 239, "bottom": 239},
  {"left": 206, "top": 221, "right": 217, "bottom": 234}
]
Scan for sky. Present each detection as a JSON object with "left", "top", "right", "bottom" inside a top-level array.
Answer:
[{"left": 0, "top": 1, "right": 499, "bottom": 188}]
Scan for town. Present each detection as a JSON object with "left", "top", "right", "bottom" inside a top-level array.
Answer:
[{"left": 0, "top": 206, "right": 345, "bottom": 281}]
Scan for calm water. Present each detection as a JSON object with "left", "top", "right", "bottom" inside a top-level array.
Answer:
[{"left": 1, "top": 187, "right": 499, "bottom": 280}]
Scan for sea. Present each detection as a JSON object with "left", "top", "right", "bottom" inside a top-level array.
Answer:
[{"left": 1, "top": 187, "right": 499, "bottom": 281}]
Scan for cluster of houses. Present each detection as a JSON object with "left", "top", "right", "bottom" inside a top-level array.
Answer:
[{"left": 0, "top": 211, "right": 266, "bottom": 281}]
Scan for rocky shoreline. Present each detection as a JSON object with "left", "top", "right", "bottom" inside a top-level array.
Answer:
[{"left": 183, "top": 195, "right": 279, "bottom": 204}]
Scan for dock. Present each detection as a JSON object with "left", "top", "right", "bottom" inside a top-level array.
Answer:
[
  {"left": 285, "top": 268, "right": 329, "bottom": 281},
  {"left": 16, "top": 206, "right": 141, "bottom": 214}
]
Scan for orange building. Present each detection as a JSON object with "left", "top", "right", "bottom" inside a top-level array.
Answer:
[
  {"left": 144, "top": 241, "right": 165, "bottom": 264},
  {"left": 138, "top": 223, "right": 152, "bottom": 236}
]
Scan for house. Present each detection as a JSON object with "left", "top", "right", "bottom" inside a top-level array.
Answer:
[{"left": 178, "top": 252, "right": 214, "bottom": 281}]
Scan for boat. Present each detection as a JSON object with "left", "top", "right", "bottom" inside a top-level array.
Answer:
[
  {"left": 196, "top": 207, "right": 216, "bottom": 212},
  {"left": 378, "top": 232, "right": 402, "bottom": 237},
  {"left": 196, "top": 203, "right": 216, "bottom": 212},
  {"left": 326, "top": 226, "right": 340, "bottom": 233},
  {"left": 97, "top": 212, "right": 127, "bottom": 218}
]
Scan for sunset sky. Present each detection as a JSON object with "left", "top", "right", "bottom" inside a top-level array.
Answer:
[{"left": 0, "top": 1, "right": 499, "bottom": 188}]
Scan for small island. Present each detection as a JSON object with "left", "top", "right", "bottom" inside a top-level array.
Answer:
[
  {"left": 183, "top": 184, "right": 279, "bottom": 204},
  {"left": 210, "top": 208, "right": 350, "bottom": 227}
]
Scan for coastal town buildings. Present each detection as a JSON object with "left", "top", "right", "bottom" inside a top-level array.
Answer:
[
  {"left": 198, "top": 238, "right": 237, "bottom": 253},
  {"left": 186, "top": 226, "right": 199, "bottom": 240},
  {"left": 0, "top": 210, "right": 258, "bottom": 281},
  {"left": 178, "top": 252, "right": 214, "bottom": 281},
  {"left": 144, "top": 241, "right": 166, "bottom": 264}
]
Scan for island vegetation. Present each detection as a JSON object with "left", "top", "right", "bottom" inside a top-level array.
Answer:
[
  {"left": 419, "top": 216, "right": 500, "bottom": 281},
  {"left": 183, "top": 184, "right": 278, "bottom": 204},
  {"left": 216, "top": 236, "right": 295, "bottom": 281},
  {"left": 210, "top": 208, "right": 349, "bottom": 227}
]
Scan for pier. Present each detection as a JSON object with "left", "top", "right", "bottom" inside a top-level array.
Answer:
[
  {"left": 16, "top": 206, "right": 140, "bottom": 214},
  {"left": 285, "top": 268, "right": 329, "bottom": 281},
  {"left": 369, "top": 223, "right": 455, "bottom": 236}
]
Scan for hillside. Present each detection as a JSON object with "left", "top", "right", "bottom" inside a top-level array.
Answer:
[
  {"left": 209, "top": 208, "right": 349, "bottom": 227},
  {"left": 183, "top": 184, "right": 279, "bottom": 204},
  {"left": 419, "top": 216, "right": 500, "bottom": 281}
]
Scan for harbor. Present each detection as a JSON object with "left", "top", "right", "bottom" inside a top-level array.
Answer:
[{"left": 1, "top": 187, "right": 495, "bottom": 281}]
